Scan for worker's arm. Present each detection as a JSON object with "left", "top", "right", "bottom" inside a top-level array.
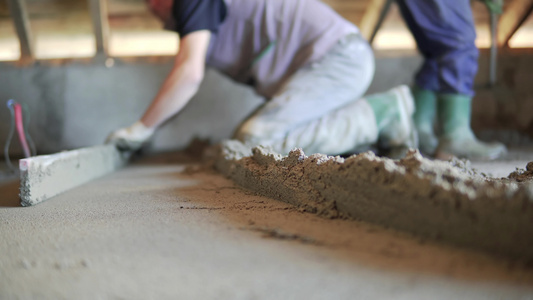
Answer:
[
  {"left": 105, "top": 30, "right": 211, "bottom": 150},
  {"left": 141, "top": 30, "right": 211, "bottom": 128}
]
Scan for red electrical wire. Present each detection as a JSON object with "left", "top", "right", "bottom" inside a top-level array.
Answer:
[{"left": 14, "top": 103, "right": 31, "bottom": 158}]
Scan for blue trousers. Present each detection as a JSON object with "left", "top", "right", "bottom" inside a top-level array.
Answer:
[{"left": 396, "top": 0, "right": 479, "bottom": 96}]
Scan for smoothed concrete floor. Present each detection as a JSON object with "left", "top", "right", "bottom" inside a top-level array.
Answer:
[{"left": 1, "top": 149, "right": 533, "bottom": 299}]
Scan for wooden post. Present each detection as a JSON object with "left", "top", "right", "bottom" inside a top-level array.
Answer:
[
  {"left": 489, "top": 12, "right": 498, "bottom": 86},
  {"left": 360, "top": 0, "right": 393, "bottom": 44},
  {"left": 6, "top": 0, "right": 34, "bottom": 61},
  {"left": 88, "top": 0, "right": 110, "bottom": 55},
  {"left": 497, "top": 0, "right": 533, "bottom": 47}
]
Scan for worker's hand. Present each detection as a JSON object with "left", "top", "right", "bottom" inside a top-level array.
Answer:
[
  {"left": 481, "top": 0, "right": 503, "bottom": 14},
  {"left": 105, "top": 121, "right": 155, "bottom": 151}
]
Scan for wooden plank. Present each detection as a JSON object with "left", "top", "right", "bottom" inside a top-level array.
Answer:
[
  {"left": 359, "top": 0, "right": 392, "bottom": 43},
  {"left": 88, "top": 0, "right": 110, "bottom": 55},
  {"left": 498, "top": 0, "right": 533, "bottom": 47},
  {"left": 6, "top": 0, "right": 34, "bottom": 61},
  {"left": 19, "top": 145, "right": 129, "bottom": 206}
]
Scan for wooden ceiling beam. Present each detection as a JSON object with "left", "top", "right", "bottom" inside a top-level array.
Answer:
[
  {"left": 6, "top": 0, "right": 34, "bottom": 62},
  {"left": 88, "top": 0, "right": 110, "bottom": 55},
  {"left": 359, "top": 0, "right": 393, "bottom": 44},
  {"left": 498, "top": 0, "right": 533, "bottom": 47}
]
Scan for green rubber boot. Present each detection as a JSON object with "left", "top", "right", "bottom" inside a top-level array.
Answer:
[
  {"left": 436, "top": 94, "right": 507, "bottom": 160},
  {"left": 366, "top": 85, "right": 418, "bottom": 158},
  {"left": 412, "top": 85, "right": 438, "bottom": 155}
]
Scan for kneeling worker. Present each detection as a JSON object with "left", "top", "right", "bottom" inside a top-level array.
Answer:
[{"left": 107, "top": 0, "right": 418, "bottom": 157}]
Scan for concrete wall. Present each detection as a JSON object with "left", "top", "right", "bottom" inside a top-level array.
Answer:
[
  {"left": 0, "top": 60, "right": 263, "bottom": 156},
  {"left": 0, "top": 50, "right": 531, "bottom": 157}
]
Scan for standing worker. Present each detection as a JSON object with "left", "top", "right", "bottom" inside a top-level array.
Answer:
[
  {"left": 107, "top": 0, "right": 418, "bottom": 157},
  {"left": 397, "top": 0, "right": 507, "bottom": 159}
]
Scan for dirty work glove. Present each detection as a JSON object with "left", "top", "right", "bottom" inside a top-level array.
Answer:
[
  {"left": 481, "top": 0, "right": 503, "bottom": 14},
  {"left": 105, "top": 121, "right": 155, "bottom": 151}
]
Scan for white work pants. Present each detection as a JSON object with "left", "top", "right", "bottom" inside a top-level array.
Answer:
[{"left": 235, "top": 33, "right": 378, "bottom": 155}]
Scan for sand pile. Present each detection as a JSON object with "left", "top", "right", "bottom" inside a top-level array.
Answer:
[
  {"left": 210, "top": 140, "right": 533, "bottom": 260},
  {"left": 508, "top": 162, "right": 533, "bottom": 183}
]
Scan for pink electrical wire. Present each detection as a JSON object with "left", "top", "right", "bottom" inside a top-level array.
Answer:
[{"left": 13, "top": 103, "right": 31, "bottom": 158}]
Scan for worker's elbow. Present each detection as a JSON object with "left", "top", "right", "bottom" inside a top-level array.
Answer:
[
  {"left": 188, "top": 68, "right": 205, "bottom": 86},
  {"left": 181, "top": 64, "right": 205, "bottom": 87}
]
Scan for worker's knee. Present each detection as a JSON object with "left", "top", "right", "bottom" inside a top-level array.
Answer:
[{"left": 234, "top": 118, "right": 279, "bottom": 146}]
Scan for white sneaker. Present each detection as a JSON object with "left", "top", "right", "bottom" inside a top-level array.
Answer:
[{"left": 378, "top": 85, "right": 418, "bottom": 151}]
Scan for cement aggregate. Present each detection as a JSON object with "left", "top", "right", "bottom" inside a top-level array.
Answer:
[
  {"left": 2, "top": 150, "right": 533, "bottom": 299},
  {"left": 214, "top": 141, "right": 533, "bottom": 260}
]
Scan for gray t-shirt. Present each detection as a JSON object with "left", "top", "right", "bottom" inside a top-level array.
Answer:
[{"left": 171, "top": 0, "right": 359, "bottom": 98}]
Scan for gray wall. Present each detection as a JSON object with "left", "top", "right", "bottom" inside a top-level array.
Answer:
[
  {"left": 1, "top": 51, "right": 531, "bottom": 157},
  {"left": 0, "top": 61, "right": 263, "bottom": 156}
]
